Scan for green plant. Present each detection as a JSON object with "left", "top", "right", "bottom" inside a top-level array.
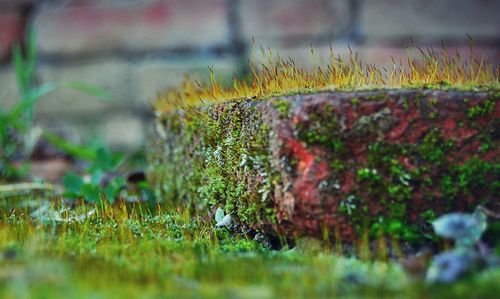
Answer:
[
  {"left": 0, "top": 27, "right": 110, "bottom": 182},
  {"left": 1, "top": 29, "right": 54, "bottom": 181},
  {"left": 0, "top": 26, "right": 154, "bottom": 204},
  {"left": 63, "top": 146, "right": 126, "bottom": 204}
]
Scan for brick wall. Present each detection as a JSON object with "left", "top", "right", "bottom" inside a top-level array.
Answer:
[{"left": 0, "top": 0, "right": 499, "bottom": 149}]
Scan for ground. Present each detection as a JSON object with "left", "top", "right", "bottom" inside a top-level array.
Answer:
[{"left": 0, "top": 199, "right": 499, "bottom": 299}]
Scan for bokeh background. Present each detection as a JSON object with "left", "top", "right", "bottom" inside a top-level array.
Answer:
[{"left": 1, "top": 0, "right": 499, "bottom": 150}]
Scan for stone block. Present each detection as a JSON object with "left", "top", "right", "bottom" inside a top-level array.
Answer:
[{"left": 149, "top": 89, "right": 499, "bottom": 242}]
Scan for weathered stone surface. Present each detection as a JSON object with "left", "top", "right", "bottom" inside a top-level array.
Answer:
[{"left": 149, "top": 89, "right": 499, "bottom": 242}]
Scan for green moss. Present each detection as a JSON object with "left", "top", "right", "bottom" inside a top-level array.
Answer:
[
  {"left": 467, "top": 99, "right": 495, "bottom": 118},
  {"left": 445, "top": 157, "right": 500, "bottom": 199},
  {"left": 401, "top": 97, "right": 410, "bottom": 111},
  {"left": 152, "top": 100, "right": 277, "bottom": 227},
  {"left": 419, "top": 80, "right": 452, "bottom": 90},
  {"left": 5, "top": 204, "right": 500, "bottom": 299},
  {"left": 416, "top": 129, "right": 454, "bottom": 165},
  {"left": 352, "top": 147, "right": 419, "bottom": 241},
  {"left": 295, "top": 107, "right": 346, "bottom": 153},
  {"left": 274, "top": 98, "right": 292, "bottom": 118},
  {"left": 364, "top": 92, "right": 390, "bottom": 102}
]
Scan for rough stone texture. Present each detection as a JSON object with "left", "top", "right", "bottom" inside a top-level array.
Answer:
[
  {"left": 34, "top": 0, "right": 228, "bottom": 54},
  {"left": 149, "top": 89, "right": 499, "bottom": 242}
]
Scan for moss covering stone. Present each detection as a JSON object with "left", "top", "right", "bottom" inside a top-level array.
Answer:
[{"left": 148, "top": 89, "right": 499, "bottom": 244}]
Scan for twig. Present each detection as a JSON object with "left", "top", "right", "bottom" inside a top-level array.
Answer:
[
  {"left": 478, "top": 205, "right": 500, "bottom": 220},
  {"left": 0, "top": 182, "right": 63, "bottom": 199}
]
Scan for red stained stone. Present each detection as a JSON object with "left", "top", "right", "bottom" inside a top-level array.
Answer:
[
  {"left": 442, "top": 119, "right": 456, "bottom": 131},
  {"left": 266, "top": 90, "right": 498, "bottom": 241},
  {"left": 387, "top": 118, "right": 408, "bottom": 140},
  {"left": 153, "top": 89, "right": 499, "bottom": 242}
]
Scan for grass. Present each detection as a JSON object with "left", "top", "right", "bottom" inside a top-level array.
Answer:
[
  {"left": 1, "top": 197, "right": 499, "bottom": 299},
  {"left": 154, "top": 43, "right": 499, "bottom": 115}
]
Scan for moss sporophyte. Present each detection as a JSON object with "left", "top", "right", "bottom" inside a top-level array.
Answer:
[{"left": 153, "top": 44, "right": 499, "bottom": 115}]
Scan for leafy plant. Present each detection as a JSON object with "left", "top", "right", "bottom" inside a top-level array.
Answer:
[
  {"left": 63, "top": 146, "right": 126, "bottom": 204},
  {"left": 0, "top": 27, "right": 153, "bottom": 204},
  {"left": 1, "top": 29, "right": 54, "bottom": 181},
  {"left": 0, "top": 27, "right": 110, "bottom": 182},
  {"left": 426, "top": 207, "right": 499, "bottom": 284}
]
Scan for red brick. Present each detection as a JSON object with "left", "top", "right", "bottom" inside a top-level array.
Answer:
[
  {"left": 361, "top": 0, "right": 500, "bottom": 40},
  {"left": 241, "top": 0, "right": 351, "bottom": 47},
  {"left": 34, "top": 0, "right": 228, "bottom": 54},
  {"left": 0, "top": 11, "right": 22, "bottom": 60}
]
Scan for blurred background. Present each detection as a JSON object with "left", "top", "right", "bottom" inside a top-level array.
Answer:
[{"left": 1, "top": 0, "right": 499, "bottom": 150}]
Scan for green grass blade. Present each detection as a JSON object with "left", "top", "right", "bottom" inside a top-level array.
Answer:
[
  {"left": 26, "top": 26, "right": 37, "bottom": 83},
  {"left": 12, "top": 44, "right": 27, "bottom": 94},
  {"left": 8, "top": 83, "right": 56, "bottom": 122},
  {"left": 62, "top": 81, "right": 112, "bottom": 101},
  {"left": 42, "top": 131, "right": 97, "bottom": 161}
]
